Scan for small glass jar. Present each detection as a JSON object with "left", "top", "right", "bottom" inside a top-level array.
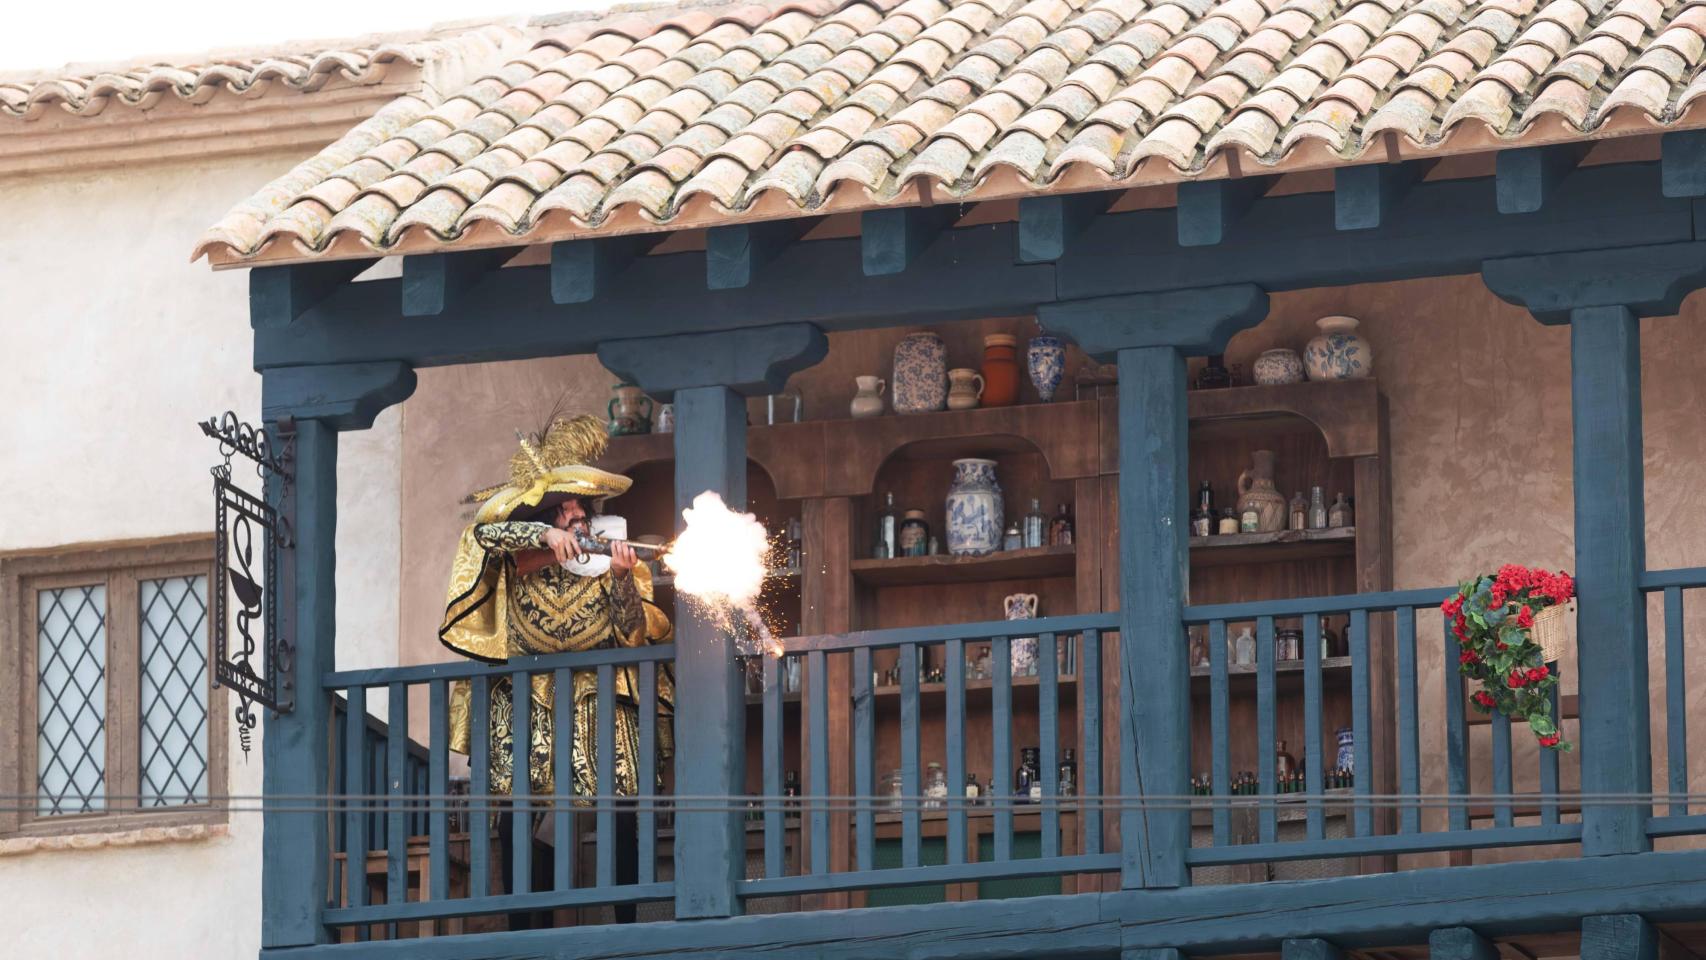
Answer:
[
  {"left": 885, "top": 770, "right": 904, "bottom": 810},
  {"left": 925, "top": 762, "right": 948, "bottom": 809},
  {"left": 1232, "top": 626, "right": 1256, "bottom": 667},
  {"left": 1217, "top": 508, "right": 1240, "bottom": 536},
  {"left": 1002, "top": 522, "right": 1023, "bottom": 551}
]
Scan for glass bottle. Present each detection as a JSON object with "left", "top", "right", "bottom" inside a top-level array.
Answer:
[
  {"left": 1240, "top": 503, "right": 1260, "bottom": 533},
  {"left": 1193, "top": 481, "right": 1215, "bottom": 537},
  {"left": 1217, "top": 507, "right": 1240, "bottom": 536},
  {"left": 1308, "top": 485, "right": 1328, "bottom": 530},
  {"left": 965, "top": 773, "right": 982, "bottom": 804},
  {"left": 1002, "top": 521, "right": 1023, "bottom": 551},
  {"left": 1050, "top": 503, "right": 1075, "bottom": 546},
  {"left": 1016, "top": 747, "right": 1042, "bottom": 803},
  {"left": 1023, "top": 498, "right": 1046, "bottom": 548},
  {"left": 1058, "top": 748, "right": 1078, "bottom": 797},
  {"left": 925, "top": 762, "right": 948, "bottom": 809},
  {"left": 1232, "top": 625, "right": 1256, "bottom": 667},
  {"left": 1328, "top": 492, "right": 1350, "bottom": 528},
  {"left": 1197, "top": 355, "right": 1232, "bottom": 389},
  {"left": 876, "top": 492, "right": 898, "bottom": 558},
  {"left": 1288, "top": 491, "right": 1307, "bottom": 531},
  {"left": 1276, "top": 741, "right": 1296, "bottom": 783},
  {"left": 784, "top": 770, "right": 801, "bottom": 811}
]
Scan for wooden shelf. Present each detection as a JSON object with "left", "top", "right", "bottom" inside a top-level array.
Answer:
[
  {"left": 851, "top": 544, "right": 1076, "bottom": 587},
  {"left": 1190, "top": 656, "right": 1353, "bottom": 686},
  {"left": 1189, "top": 527, "right": 1356, "bottom": 567},
  {"left": 871, "top": 673, "right": 1079, "bottom": 700}
]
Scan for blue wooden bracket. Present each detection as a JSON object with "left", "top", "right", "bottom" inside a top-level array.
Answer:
[
  {"left": 401, "top": 248, "right": 517, "bottom": 317},
  {"left": 1038, "top": 283, "right": 1270, "bottom": 358},
  {"left": 1429, "top": 926, "right": 1498, "bottom": 960},
  {"left": 260, "top": 361, "right": 416, "bottom": 430},
  {"left": 597, "top": 322, "right": 828, "bottom": 402},
  {"left": 250, "top": 259, "right": 374, "bottom": 329},
  {"left": 1176, "top": 176, "right": 1272, "bottom": 246},
  {"left": 551, "top": 234, "right": 665, "bottom": 304},
  {"left": 1481, "top": 241, "right": 1706, "bottom": 324},
  {"left": 1018, "top": 191, "right": 1118, "bottom": 263},
  {"left": 1125, "top": 950, "right": 1185, "bottom": 960},
  {"left": 1582, "top": 915, "right": 1657, "bottom": 960},
  {"left": 1662, "top": 130, "right": 1706, "bottom": 198},
  {"left": 1281, "top": 939, "right": 1343, "bottom": 960},
  {"left": 1496, "top": 144, "right": 1587, "bottom": 214},
  {"left": 1334, "top": 162, "right": 1427, "bottom": 231},
  {"left": 706, "top": 219, "right": 819, "bottom": 290},
  {"left": 862, "top": 205, "right": 961, "bottom": 275}
]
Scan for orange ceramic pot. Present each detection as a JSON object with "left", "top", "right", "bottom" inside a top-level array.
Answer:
[{"left": 981, "top": 334, "right": 1020, "bottom": 407}]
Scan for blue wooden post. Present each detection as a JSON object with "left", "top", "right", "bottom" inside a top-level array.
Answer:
[
  {"left": 598, "top": 323, "right": 828, "bottom": 919},
  {"left": 1040, "top": 284, "right": 1268, "bottom": 890},
  {"left": 1582, "top": 915, "right": 1657, "bottom": 960}
]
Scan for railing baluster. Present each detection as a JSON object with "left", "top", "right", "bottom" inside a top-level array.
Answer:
[
  {"left": 1209, "top": 620, "right": 1230, "bottom": 847},
  {"left": 1257, "top": 616, "right": 1277, "bottom": 844},
  {"left": 1396, "top": 607, "right": 1420, "bottom": 834},
  {"left": 1302, "top": 612, "right": 1324, "bottom": 841},
  {"left": 1350, "top": 608, "right": 1372, "bottom": 837},
  {"left": 429, "top": 679, "right": 449, "bottom": 901},
  {"left": 945, "top": 637, "right": 967, "bottom": 865},
  {"left": 1666, "top": 587, "right": 1688, "bottom": 817},
  {"left": 808, "top": 649, "right": 830, "bottom": 875},
  {"left": 992, "top": 635, "right": 1013, "bottom": 861},
  {"left": 469, "top": 675, "right": 491, "bottom": 899},
  {"left": 1539, "top": 683, "right": 1561, "bottom": 825},
  {"left": 637, "top": 659, "right": 658, "bottom": 885},
  {"left": 1491, "top": 713, "right": 1514, "bottom": 829},
  {"left": 900, "top": 642, "right": 921, "bottom": 869},
  {"left": 1444, "top": 616, "right": 1469, "bottom": 833},
  {"left": 762, "top": 655, "right": 784, "bottom": 879},
  {"left": 510, "top": 670, "right": 532, "bottom": 895},
  {"left": 1039, "top": 632, "right": 1060, "bottom": 858},
  {"left": 345, "top": 685, "right": 369, "bottom": 914},
  {"left": 386, "top": 682, "right": 409, "bottom": 907},
  {"left": 596, "top": 664, "right": 616, "bottom": 889},
  {"left": 853, "top": 646, "right": 874, "bottom": 872},
  {"left": 1081, "top": 630, "right": 1103, "bottom": 856},
  {"left": 552, "top": 667, "right": 574, "bottom": 891}
]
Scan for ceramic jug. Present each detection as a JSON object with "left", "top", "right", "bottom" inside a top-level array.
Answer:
[
  {"left": 1005, "top": 593, "right": 1040, "bottom": 676},
  {"left": 981, "top": 334, "right": 1020, "bottom": 407},
  {"left": 892, "top": 332, "right": 947, "bottom": 413},
  {"left": 1236, "top": 449, "right": 1287, "bottom": 533},
  {"left": 850, "top": 376, "right": 886, "bottom": 418},
  {"left": 945, "top": 458, "right": 1003, "bottom": 555},
  {"left": 607, "top": 383, "right": 653, "bottom": 436},
  {"left": 946, "top": 368, "right": 985, "bottom": 411},
  {"left": 1304, "top": 316, "right": 1372, "bottom": 380}
]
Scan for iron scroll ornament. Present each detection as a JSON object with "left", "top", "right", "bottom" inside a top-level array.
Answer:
[{"left": 201, "top": 412, "right": 294, "bottom": 757}]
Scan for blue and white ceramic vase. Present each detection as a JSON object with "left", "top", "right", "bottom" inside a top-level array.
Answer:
[
  {"left": 1026, "top": 335, "right": 1066, "bottom": 402},
  {"left": 1253, "top": 348, "right": 1304, "bottom": 385},
  {"left": 945, "top": 458, "right": 1003, "bottom": 556},
  {"left": 892, "top": 332, "right": 947, "bottom": 413},
  {"left": 1335, "top": 727, "right": 1355, "bottom": 774},
  {"left": 1303, "top": 316, "right": 1372, "bottom": 381}
]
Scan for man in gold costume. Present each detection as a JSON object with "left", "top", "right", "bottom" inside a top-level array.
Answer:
[{"left": 439, "top": 414, "right": 672, "bottom": 925}]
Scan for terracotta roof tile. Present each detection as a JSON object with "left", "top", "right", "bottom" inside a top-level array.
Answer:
[{"left": 197, "top": 0, "right": 1706, "bottom": 263}]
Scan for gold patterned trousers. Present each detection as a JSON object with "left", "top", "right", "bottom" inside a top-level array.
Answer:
[{"left": 487, "top": 676, "right": 645, "bottom": 801}]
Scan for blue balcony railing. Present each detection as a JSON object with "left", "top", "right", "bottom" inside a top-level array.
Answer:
[{"left": 1641, "top": 566, "right": 1704, "bottom": 839}]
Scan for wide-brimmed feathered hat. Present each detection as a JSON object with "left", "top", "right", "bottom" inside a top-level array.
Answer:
[{"left": 464, "top": 415, "right": 631, "bottom": 523}]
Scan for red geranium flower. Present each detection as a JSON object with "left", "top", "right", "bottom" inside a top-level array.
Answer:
[
  {"left": 1508, "top": 669, "right": 1528, "bottom": 689},
  {"left": 1539, "top": 734, "right": 1560, "bottom": 748},
  {"left": 1515, "top": 606, "right": 1534, "bottom": 629},
  {"left": 1460, "top": 649, "right": 1479, "bottom": 665},
  {"left": 1473, "top": 691, "right": 1495, "bottom": 708}
]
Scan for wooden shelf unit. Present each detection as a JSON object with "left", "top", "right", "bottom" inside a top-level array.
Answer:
[{"left": 850, "top": 544, "right": 1076, "bottom": 586}]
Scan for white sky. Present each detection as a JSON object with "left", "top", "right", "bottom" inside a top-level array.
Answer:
[{"left": 2, "top": 0, "right": 621, "bottom": 73}]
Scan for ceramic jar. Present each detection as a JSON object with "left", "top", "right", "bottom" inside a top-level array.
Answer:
[
  {"left": 947, "top": 368, "right": 985, "bottom": 411},
  {"left": 1027, "top": 335, "right": 1066, "bottom": 402},
  {"left": 893, "top": 332, "right": 947, "bottom": 413},
  {"left": 1335, "top": 727, "right": 1355, "bottom": 774},
  {"left": 850, "top": 375, "right": 886, "bottom": 419},
  {"left": 1236, "top": 449, "right": 1287, "bottom": 533},
  {"left": 981, "top": 334, "right": 1020, "bottom": 407},
  {"left": 1304, "top": 316, "right": 1372, "bottom": 380},
  {"left": 654, "top": 403, "right": 674, "bottom": 433},
  {"left": 898, "top": 509, "right": 930, "bottom": 557},
  {"left": 1253, "top": 348, "right": 1304, "bottom": 385},
  {"left": 946, "top": 457, "right": 1003, "bottom": 556},
  {"left": 607, "top": 383, "right": 653, "bottom": 436},
  {"left": 1005, "top": 592, "right": 1040, "bottom": 676}
]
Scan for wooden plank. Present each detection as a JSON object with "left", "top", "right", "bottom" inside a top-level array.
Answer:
[
  {"left": 637, "top": 659, "right": 658, "bottom": 885},
  {"left": 1334, "top": 162, "right": 1421, "bottom": 231},
  {"left": 945, "top": 637, "right": 967, "bottom": 865},
  {"left": 1540, "top": 683, "right": 1561, "bottom": 827},
  {"left": 550, "top": 235, "right": 662, "bottom": 304},
  {"left": 1302, "top": 612, "right": 1324, "bottom": 840},
  {"left": 1443, "top": 615, "right": 1468, "bottom": 833},
  {"left": 250, "top": 259, "right": 372, "bottom": 328},
  {"left": 596, "top": 664, "right": 616, "bottom": 889},
  {"left": 1430, "top": 927, "right": 1499, "bottom": 960},
  {"left": 468, "top": 674, "right": 491, "bottom": 900},
  {"left": 1349, "top": 608, "right": 1372, "bottom": 837},
  {"left": 849, "top": 544, "right": 1075, "bottom": 586},
  {"left": 345, "top": 685, "right": 369, "bottom": 914},
  {"left": 322, "top": 882, "right": 675, "bottom": 927},
  {"left": 1662, "top": 129, "right": 1706, "bottom": 197},
  {"left": 1496, "top": 145, "right": 1583, "bottom": 214},
  {"left": 260, "top": 362, "right": 417, "bottom": 432},
  {"left": 1081, "top": 629, "right": 1103, "bottom": 856},
  {"left": 992, "top": 635, "right": 1013, "bottom": 862},
  {"left": 1189, "top": 527, "right": 1357, "bottom": 568},
  {"left": 511, "top": 669, "right": 532, "bottom": 895},
  {"left": 775, "top": 612, "right": 1116, "bottom": 655},
  {"left": 861, "top": 206, "right": 959, "bottom": 275},
  {"left": 1395, "top": 607, "right": 1420, "bottom": 834},
  {"left": 706, "top": 220, "right": 816, "bottom": 290},
  {"left": 428, "top": 679, "right": 449, "bottom": 902},
  {"left": 1184, "top": 822, "right": 1581, "bottom": 865},
  {"left": 553, "top": 667, "right": 574, "bottom": 891},
  {"left": 808, "top": 649, "right": 829, "bottom": 875},
  {"left": 401, "top": 249, "right": 514, "bottom": 317},
  {"left": 1257, "top": 615, "right": 1277, "bottom": 844},
  {"left": 1186, "top": 586, "right": 1453, "bottom": 622},
  {"left": 385, "top": 683, "right": 408, "bottom": 907},
  {"left": 1176, "top": 177, "right": 1269, "bottom": 246},
  {"left": 1582, "top": 915, "right": 1657, "bottom": 960},
  {"left": 899, "top": 641, "right": 921, "bottom": 868},
  {"left": 1040, "top": 632, "right": 1060, "bottom": 858},
  {"left": 1667, "top": 586, "right": 1689, "bottom": 816},
  {"left": 762, "top": 654, "right": 784, "bottom": 878},
  {"left": 1209, "top": 619, "right": 1231, "bottom": 847},
  {"left": 742, "top": 852, "right": 1120, "bottom": 897},
  {"left": 853, "top": 645, "right": 875, "bottom": 872},
  {"left": 1018, "top": 191, "right": 1117, "bottom": 263}
]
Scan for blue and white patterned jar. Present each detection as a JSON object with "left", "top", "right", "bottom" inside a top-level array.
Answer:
[
  {"left": 1335, "top": 727, "right": 1355, "bottom": 774},
  {"left": 892, "top": 332, "right": 947, "bottom": 413},
  {"left": 1253, "top": 348, "right": 1304, "bottom": 386},
  {"left": 1303, "top": 316, "right": 1372, "bottom": 381},
  {"left": 945, "top": 458, "right": 1003, "bottom": 556},
  {"left": 1027, "top": 335, "right": 1066, "bottom": 402}
]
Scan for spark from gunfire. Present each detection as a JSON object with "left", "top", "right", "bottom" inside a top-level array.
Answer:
[{"left": 664, "top": 491, "right": 780, "bottom": 655}]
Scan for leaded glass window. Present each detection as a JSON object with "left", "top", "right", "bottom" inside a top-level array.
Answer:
[
  {"left": 139, "top": 576, "right": 210, "bottom": 806},
  {"left": 36, "top": 584, "right": 107, "bottom": 815}
]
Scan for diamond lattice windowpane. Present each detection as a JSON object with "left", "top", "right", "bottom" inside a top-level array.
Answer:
[
  {"left": 37, "top": 585, "right": 106, "bottom": 815},
  {"left": 140, "top": 576, "right": 209, "bottom": 806}
]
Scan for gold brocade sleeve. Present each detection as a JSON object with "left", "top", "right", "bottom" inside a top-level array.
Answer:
[{"left": 439, "top": 525, "right": 510, "bottom": 663}]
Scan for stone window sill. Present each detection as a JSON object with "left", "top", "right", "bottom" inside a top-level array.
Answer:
[{"left": 0, "top": 822, "right": 229, "bottom": 857}]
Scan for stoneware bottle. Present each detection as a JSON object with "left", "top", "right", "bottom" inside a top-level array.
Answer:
[
  {"left": 1236, "top": 449, "right": 1287, "bottom": 533},
  {"left": 981, "top": 333, "right": 1020, "bottom": 407},
  {"left": 1304, "top": 316, "right": 1372, "bottom": 381},
  {"left": 850, "top": 375, "right": 886, "bottom": 419},
  {"left": 892, "top": 332, "right": 947, "bottom": 413}
]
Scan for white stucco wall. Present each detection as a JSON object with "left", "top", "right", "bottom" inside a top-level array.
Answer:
[{"left": 0, "top": 149, "right": 401, "bottom": 957}]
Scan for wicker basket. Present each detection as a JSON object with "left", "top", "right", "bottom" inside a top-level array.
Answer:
[{"left": 1530, "top": 602, "right": 1574, "bottom": 664}]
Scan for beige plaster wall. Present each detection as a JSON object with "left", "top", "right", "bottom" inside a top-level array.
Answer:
[{"left": 0, "top": 152, "right": 401, "bottom": 956}]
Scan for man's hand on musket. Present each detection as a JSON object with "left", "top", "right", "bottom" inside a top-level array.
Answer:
[
  {"left": 608, "top": 539, "right": 637, "bottom": 579},
  {"left": 540, "top": 527, "right": 578, "bottom": 567}
]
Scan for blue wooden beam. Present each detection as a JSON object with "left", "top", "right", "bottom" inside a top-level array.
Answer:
[
  {"left": 1429, "top": 926, "right": 1497, "bottom": 960},
  {"left": 1282, "top": 938, "right": 1342, "bottom": 960},
  {"left": 861, "top": 205, "right": 960, "bottom": 275},
  {"left": 260, "top": 361, "right": 416, "bottom": 430},
  {"left": 261, "top": 418, "right": 336, "bottom": 949},
  {"left": 1176, "top": 176, "right": 1271, "bottom": 246},
  {"left": 401, "top": 248, "right": 517, "bottom": 317},
  {"left": 597, "top": 323, "right": 827, "bottom": 402},
  {"left": 1582, "top": 915, "right": 1657, "bottom": 960},
  {"left": 1662, "top": 130, "right": 1706, "bottom": 197},
  {"left": 1496, "top": 145, "right": 1585, "bottom": 214},
  {"left": 551, "top": 234, "right": 663, "bottom": 304},
  {"left": 250, "top": 259, "right": 374, "bottom": 329},
  {"left": 1018, "top": 191, "right": 1118, "bottom": 263},
  {"left": 1481, "top": 242, "right": 1706, "bottom": 325},
  {"left": 1039, "top": 284, "right": 1270, "bottom": 358},
  {"left": 1334, "top": 163, "right": 1425, "bottom": 231},
  {"left": 706, "top": 219, "right": 818, "bottom": 290}
]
